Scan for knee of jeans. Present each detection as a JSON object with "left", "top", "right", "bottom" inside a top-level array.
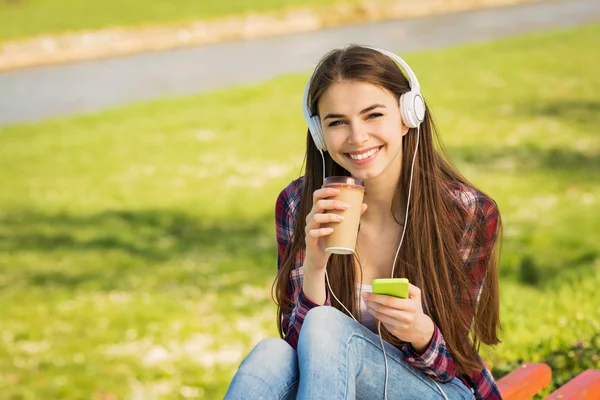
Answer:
[
  {"left": 300, "top": 306, "right": 350, "bottom": 349},
  {"left": 304, "top": 306, "right": 350, "bottom": 329},
  {"left": 239, "top": 338, "right": 296, "bottom": 375}
]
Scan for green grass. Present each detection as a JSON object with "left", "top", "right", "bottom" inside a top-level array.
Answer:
[
  {"left": 1, "top": 24, "right": 599, "bottom": 399},
  {"left": 0, "top": 0, "right": 367, "bottom": 43}
]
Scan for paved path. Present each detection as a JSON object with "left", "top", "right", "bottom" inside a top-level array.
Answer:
[{"left": 0, "top": 0, "right": 599, "bottom": 126}]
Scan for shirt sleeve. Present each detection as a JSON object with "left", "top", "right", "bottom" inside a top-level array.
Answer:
[
  {"left": 402, "top": 323, "right": 458, "bottom": 382},
  {"left": 276, "top": 183, "right": 330, "bottom": 349},
  {"left": 401, "top": 197, "right": 500, "bottom": 382}
]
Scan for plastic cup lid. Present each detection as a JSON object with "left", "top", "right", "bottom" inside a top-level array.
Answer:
[{"left": 323, "top": 176, "right": 364, "bottom": 189}]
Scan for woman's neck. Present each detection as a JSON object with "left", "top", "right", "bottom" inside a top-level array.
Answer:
[{"left": 362, "top": 175, "right": 405, "bottom": 226}]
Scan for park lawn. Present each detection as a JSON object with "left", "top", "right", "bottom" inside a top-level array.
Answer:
[
  {"left": 1, "top": 23, "right": 599, "bottom": 399},
  {"left": 0, "top": 0, "right": 371, "bottom": 44}
]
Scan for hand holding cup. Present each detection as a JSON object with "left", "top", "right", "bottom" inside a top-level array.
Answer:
[{"left": 304, "top": 177, "right": 367, "bottom": 272}]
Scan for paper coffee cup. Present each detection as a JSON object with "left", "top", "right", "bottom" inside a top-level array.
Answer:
[{"left": 323, "top": 176, "right": 365, "bottom": 255}]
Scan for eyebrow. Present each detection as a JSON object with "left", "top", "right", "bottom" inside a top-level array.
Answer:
[{"left": 322, "top": 104, "right": 386, "bottom": 120}]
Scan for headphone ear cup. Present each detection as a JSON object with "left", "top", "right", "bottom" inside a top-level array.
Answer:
[
  {"left": 309, "top": 115, "right": 327, "bottom": 152},
  {"left": 400, "top": 91, "right": 426, "bottom": 129},
  {"left": 399, "top": 93, "right": 413, "bottom": 129}
]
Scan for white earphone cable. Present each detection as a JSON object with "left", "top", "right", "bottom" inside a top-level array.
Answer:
[
  {"left": 391, "top": 124, "right": 419, "bottom": 278},
  {"left": 324, "top": 269, "right": 359, "bottom": 324},
  {"left": 378, "top": 126, "right": 448, "bottom": 400},
  {"left": 320, "top": 149, "right": 326, "bottom": 185},
  {"left": 380, "top": 125, "right": 420, "bottom": 400}
]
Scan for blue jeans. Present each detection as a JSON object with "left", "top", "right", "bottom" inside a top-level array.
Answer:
[{"left": 225, "top": 306, "right": 474, "bottom": 399}]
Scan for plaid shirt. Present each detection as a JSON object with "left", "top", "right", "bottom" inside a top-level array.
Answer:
[{"left": 276, "top": 177, "right": 502, "bottom": 400}]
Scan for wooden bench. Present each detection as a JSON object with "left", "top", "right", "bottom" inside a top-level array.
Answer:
[
  {"left": 497, "top": 363, "right": 552, "bottom": 400},
  {"left": 544, "top": 369, "right": 600, "bottom": 400},
  {"left": 494, "top": 363, "right": 600, "bottom": 400}
]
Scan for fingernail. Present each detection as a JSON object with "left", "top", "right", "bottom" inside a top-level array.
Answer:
[
  {"left": 336, "top": 215, "right": 344, "bottom": 221},
  {"left": 343, "top": 203, "right": 350, "bottom": 209},
  {"left": 326, "top": 228, "right": 334, "bottom": 233}
]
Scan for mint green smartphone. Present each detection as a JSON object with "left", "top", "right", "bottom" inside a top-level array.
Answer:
[{"left": 371, "top": 278, "right": 409, "bottom": 299}]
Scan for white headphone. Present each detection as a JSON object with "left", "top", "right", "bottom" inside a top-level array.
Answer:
[{"left": 302, "top": 46, "right": 426, "bottom": 152}]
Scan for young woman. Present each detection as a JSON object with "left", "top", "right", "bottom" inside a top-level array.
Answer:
[{"left": 225, "top": 45, "right": 502, "bottom": 400}]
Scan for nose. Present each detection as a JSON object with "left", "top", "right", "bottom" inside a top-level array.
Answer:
[{"left": 347, "top": 121, "right": 369, "bottom": 145}]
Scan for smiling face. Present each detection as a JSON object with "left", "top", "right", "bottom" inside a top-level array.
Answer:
[{"left": 318, "top": 80, "right": 409, "bottom": 184}]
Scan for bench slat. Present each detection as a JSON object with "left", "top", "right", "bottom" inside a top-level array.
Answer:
[
  {"left": 545, "top": 370, "right": 600, "bottom": 400},
  {"left": 497, "top": 363, "right": 552, "bottom": 400}
]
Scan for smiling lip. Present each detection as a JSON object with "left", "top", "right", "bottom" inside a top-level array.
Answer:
[{"left": 345, "top": 146, "right": 383, "bottom": 165}]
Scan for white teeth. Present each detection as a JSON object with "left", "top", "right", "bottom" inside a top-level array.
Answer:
[{"left": 349, "top": 147, "right": 379, "bottom": 160}]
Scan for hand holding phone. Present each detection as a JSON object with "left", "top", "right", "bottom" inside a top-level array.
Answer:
[{"left": 371, "top": 278, "right": 409, "bottom": 299}]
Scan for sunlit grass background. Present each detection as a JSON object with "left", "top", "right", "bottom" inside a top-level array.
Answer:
[{"left": 1, "top": 23, "right": 599, "bottom": 399}]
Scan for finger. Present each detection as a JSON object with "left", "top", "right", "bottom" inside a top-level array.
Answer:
[
  {"left": 314, "top": 199, "right": 350, "bottom": 213},
  {"left": 360, "top": 203, "right": 368, "bottom": 216},
  {"left": 312, "top": 187, "right": 340, "bottom": 204},
  {"left": 366, "top": 302, "right": 415, "bottom": 323},
  {"left": 308, "top": 227, "right": 334, "bottom": 238},
  {"left": 312, "top": 213, "right": 344, "bottom": 225},
  {"left": 305, "top": 211, "right": 343, "bottom": 234},
  {"left": 408, "top": 284, "right": 421, "bottom": 301},
  {"left": 366, "top": 305, "right": 401, "bottom": 327},
  {"left": 305, "top": 209, "right": 315, "bottom": 228},
  {"left": 363, "top": 293, "right": 407, "bottom": 308}
]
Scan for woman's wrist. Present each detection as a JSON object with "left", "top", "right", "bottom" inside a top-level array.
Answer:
[
  {"left": 303, "top": 259, "right": 327, "bottom": 273},
  {"left": 410, "top": 315, "right": 435, "bottom": 354},
  {"left": 302, "top": 266, "right": 327, "bottom": 305}
]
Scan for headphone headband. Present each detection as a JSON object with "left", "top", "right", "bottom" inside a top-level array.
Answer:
[
  {"left": 302, "top": 46, "right": 425, "bottom": 152},
  {"left": 361, "top": 46, "right": 421, "bottom": 92}
]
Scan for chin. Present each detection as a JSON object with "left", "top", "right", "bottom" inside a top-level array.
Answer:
[{"left": 349, "top": 168, "right": 382, "bottom": 181}]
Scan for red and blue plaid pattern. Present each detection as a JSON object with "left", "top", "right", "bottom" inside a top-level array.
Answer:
[{"left": 275, "top": 177, "right": 502, "bottom": 400}]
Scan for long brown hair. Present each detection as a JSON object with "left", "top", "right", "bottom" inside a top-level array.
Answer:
[{"left": 274, "top": 45, "right": 502, "bottom": 374}]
